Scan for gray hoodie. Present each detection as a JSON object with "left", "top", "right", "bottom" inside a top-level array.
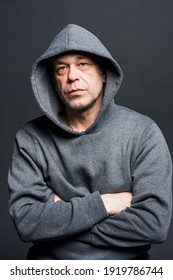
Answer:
[{"left": 8, "top": 24, "right": 172, "bottom": 260}]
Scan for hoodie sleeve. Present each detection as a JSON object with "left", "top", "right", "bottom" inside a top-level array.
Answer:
[
  {"left": 8, "top": 128, "right": 108, "bottom": 242},
  {"left": 90, "top": 123, "right": 172, "bottom": 248}
]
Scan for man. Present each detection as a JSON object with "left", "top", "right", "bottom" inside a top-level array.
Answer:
[{"left": 8, "top": 24, "right": 172, "bottom": 260}]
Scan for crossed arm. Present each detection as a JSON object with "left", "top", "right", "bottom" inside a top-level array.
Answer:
[
  {"left": 8, "top": 125, "right": 172, "bottom": 246},
  {"left": 54, "top": 192, "right": 133, "bottom": 215}
]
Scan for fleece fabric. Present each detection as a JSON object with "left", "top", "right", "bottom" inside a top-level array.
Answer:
[{"left": 8, "top": 24, "right": 172, "bottom": 260}]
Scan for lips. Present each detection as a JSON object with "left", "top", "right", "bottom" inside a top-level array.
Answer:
[{"left": 66, "top": 89, "right": 85, "bottom": 95}]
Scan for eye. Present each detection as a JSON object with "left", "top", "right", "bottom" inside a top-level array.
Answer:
[
  {"left": 78, "top": 62, "right": 90, "bottom": 70},
  {"left": 55, "top": 65, "right": 68, "bottom": 75},
  {"left": 80, "top": 62, "right": 87, "bottom": 66}
]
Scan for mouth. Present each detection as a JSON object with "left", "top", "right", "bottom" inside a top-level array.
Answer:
[{"left": 66, "top": 89, "right": 85, "bottom": 96}]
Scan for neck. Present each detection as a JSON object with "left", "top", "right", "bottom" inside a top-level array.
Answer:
[{"left": 65, "top": 101, "right": 102, "bottom": 132}]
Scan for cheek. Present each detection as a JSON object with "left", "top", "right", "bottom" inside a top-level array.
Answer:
[
  {"left": 54, "top": 78, "right": 64, "bottom": 93},
  {"left": 84, "top": 72, "right": 103, "bottom": 87},
  {"left": 92, "top": 75, "right": 105, "bottom": 92}
]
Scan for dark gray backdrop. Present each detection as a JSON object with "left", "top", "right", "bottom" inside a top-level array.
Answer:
[{"left": 0, "top": 0, "right": 173, "bottom": 259}]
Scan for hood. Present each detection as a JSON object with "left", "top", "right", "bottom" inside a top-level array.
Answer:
[{"left": 31, "top": 24, "right": 123, "bottom": 134}]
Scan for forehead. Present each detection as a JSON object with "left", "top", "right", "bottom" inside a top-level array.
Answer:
[{"left": 53, "top": 52, "right": 96, "bottom": 64}]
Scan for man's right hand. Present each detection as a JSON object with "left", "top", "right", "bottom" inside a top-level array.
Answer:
[{"left": 101, "top": 192, "right": 132, "bottom": 215}]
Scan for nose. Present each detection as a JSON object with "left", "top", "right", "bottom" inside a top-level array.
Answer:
[{"left": 68, "top": 65, "right": 79, "bottom": 81}]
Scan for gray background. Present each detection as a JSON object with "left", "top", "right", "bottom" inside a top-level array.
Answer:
[{"left": 0, "top": 0, "right": 173, "bottom": 259}]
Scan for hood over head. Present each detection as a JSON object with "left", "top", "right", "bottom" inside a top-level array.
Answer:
[{"left": 31, "top": 24, "right": 123, "bottom": 133}]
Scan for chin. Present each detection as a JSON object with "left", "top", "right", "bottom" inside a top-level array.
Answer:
[{"left": 68, "top": 100, "right": 98, "bottom": 112}]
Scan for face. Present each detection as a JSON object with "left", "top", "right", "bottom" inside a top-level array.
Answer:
[{"left": 52, "top": 52, "right": 106, "bottom": 113}]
